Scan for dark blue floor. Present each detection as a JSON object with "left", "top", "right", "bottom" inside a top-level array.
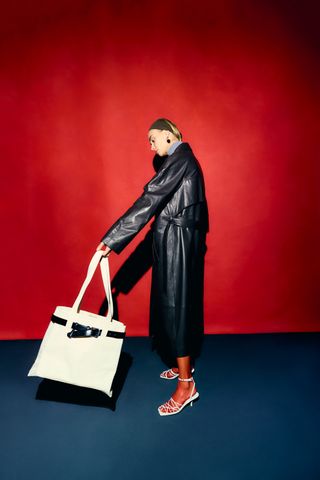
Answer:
[{"left": 1, "top": 334, "right": 320, "bottom": 480}]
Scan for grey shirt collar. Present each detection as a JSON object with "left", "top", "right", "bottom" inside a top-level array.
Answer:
[{"left": 168, "top": 141, "right": 183, "bottom": 156}]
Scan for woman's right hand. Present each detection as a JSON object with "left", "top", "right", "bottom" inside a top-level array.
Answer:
[{"left": 96, "top": 242, "right": 112, "bottom": 257}]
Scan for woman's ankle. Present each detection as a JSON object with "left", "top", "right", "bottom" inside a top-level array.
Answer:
[{"left": 178, "top": 379, "right": 194, "bottom": 390}]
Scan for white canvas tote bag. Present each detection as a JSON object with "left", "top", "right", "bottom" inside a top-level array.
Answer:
[{"left": 28, "top": 251, "right": 125, "bottom": 397}]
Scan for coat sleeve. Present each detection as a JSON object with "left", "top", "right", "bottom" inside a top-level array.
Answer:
[{"left": 100, "top": 156, "right": 188, "bottom": 254}]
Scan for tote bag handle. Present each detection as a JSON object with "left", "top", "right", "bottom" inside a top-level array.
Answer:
[{"left": 72, "top": 251, "right": 114, "bottom": 322}]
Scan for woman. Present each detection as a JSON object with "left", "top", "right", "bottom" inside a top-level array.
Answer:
[{"left": 96, "top": 118, "right": 208, "bottom": 416}]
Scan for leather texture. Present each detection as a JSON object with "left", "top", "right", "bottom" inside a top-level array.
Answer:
[{"left": 101, "top": 143, "right": 208, "bottom": 360}]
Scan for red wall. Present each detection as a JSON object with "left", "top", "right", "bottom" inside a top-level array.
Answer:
[{"left": 1, "top": 0, "right": 319, "bottom": 339}]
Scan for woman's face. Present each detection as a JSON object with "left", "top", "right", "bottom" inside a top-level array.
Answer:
[{"left": 148, "top": 129, "right": 169, "bottom": 157}]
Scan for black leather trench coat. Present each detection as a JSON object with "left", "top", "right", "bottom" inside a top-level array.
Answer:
[{"left": 101, "top": 143, "right": 208, "bottom": 362}]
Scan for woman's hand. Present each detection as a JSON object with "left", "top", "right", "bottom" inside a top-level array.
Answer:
[{"left": 96, "top": 242, "right": 112, "bottom": 257}]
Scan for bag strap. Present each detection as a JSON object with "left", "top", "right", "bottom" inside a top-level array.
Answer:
[
  {"left": 100, "top": 255, "right": 114, "bottom": 322},
  {"left": 72, "top": 251, "right": 114, "bottom": 322}
]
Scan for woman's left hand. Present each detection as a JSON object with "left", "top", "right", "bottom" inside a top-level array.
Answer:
[{"left": 96, "top": 242, "right": 112, "bottom": 256}]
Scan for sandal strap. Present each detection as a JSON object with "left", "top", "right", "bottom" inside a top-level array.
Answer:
[
  {"left": 159, "top": 397, "right": 182, "bottom": 414},
  {"left": 168, "top": 398, "right": 182, "bottom": 408},
  {"left": 161, "top": 368, "right": 178, "bottom": 378},
  {"left": 178, "top": 377, "right": 194, "bottom": 382}
]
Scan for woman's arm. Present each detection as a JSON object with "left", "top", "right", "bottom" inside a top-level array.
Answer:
[{"left": 100, "top": 155, "right": 188, "bottom": 254}]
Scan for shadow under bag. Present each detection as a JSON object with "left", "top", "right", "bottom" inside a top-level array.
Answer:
[{"left": 28, "top": 251, "right": 126, "bottom": 397}]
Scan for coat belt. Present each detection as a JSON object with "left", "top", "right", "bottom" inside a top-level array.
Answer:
[
  {"left": 156, "top": 215, "right": 203, "bottom": 297},
  {"left": 157, "top": 216, "right": 202, "bottom": 230}
]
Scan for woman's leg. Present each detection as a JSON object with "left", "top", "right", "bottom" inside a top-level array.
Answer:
[
  {"left": 160, "top": 356, "right": 195, "bottom": 378},
  {"left": 170, "top": 356, "right": 196, "bottom": 404}
]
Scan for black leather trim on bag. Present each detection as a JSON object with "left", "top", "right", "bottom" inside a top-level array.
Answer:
[
  {"left": 51, "top": 314, "right": 67, "bottom": 326},
  {"left": 106, "top": 330, "right": 126, "bottom": 339},
  {"left": 67, "top": 322, "right": 102, "bottom": 339},
  {"left": 51, "top": 315, "right": 125, "bottom": 340}
]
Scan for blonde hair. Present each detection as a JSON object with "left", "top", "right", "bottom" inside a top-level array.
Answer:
[{"left": 163, "top": 119, "right": 183, "bottom": 141}]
